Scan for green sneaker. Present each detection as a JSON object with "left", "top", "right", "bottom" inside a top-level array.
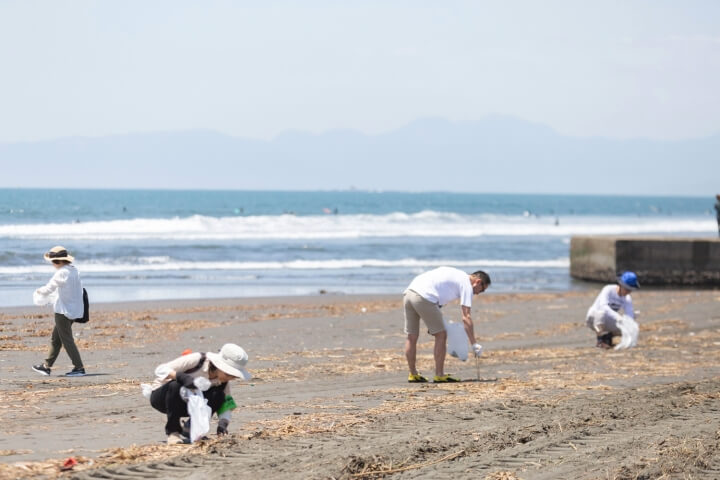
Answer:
[
  {"left": 433, "top": 375, "right": 460, "bottom": 383},
  {"left": 408, "top": 373, "right": 428, "bottom": 383}
]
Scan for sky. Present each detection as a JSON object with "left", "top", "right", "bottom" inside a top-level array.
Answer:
[{"left": 1, "top": 1, "right": 719, "bottom": 145}]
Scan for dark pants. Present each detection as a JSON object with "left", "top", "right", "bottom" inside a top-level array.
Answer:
[
  {"left": 45, "top": 313, "right": 83, "bottom": 369},
  {"left": 150, "top": 381, "right": 225, "bottom": 435}
]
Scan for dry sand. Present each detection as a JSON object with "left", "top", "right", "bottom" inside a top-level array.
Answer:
[{"left": 0, "top": 290, "right": 719, "bottom": 479}]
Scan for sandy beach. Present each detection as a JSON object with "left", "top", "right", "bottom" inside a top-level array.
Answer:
[{"left": 0, "top": 289, "right": 719, "bottom": 479}]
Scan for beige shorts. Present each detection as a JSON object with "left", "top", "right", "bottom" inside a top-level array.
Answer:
[{"left": 403, "top": 290, "right": 445, "bottom": 335}]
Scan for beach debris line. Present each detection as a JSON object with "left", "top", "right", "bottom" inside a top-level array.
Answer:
[{"left": 343, "top": 449, "right": 467, "bottom": 478}]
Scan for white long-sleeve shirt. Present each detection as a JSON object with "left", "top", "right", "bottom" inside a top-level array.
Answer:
[
  {"left": 34, "top": 265, "right": 84, "bottom": 319},
  {"left": 587, "top": 284, "right": 634, "bottom": 323}
]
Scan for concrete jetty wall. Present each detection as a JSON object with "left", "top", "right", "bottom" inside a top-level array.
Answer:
[{"left": 570, "top": 236, "right": 720, "bottom": 286}]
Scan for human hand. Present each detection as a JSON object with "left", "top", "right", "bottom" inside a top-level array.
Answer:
[
  {"left": 472, "top": 343, "right": 483, "bottom": 357},
  {"left": 217, "top": 418, "right": 229, "bottom": 435},
  {"left": 175, "top": 372, "right": 196, "bottom": 388}
]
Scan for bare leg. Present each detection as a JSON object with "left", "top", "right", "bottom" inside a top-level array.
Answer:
[
  {"left": 405, "top": 334, "right": 419, "bottom": 375},
  {"left": 433, "top": 330, "right": 447, "bottom": 376}
]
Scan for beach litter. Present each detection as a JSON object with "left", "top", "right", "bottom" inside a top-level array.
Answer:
[{"left": 60, "top": 457, "right": 77, "bottom": 471}]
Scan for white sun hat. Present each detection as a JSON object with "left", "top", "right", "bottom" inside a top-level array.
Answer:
[{"left": 206, "top": 344, "right": 251, "bottom": 381}]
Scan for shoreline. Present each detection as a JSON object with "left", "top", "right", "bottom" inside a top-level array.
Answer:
[{"left": 1, "top": 290, "right": 719, "bottom": 478}]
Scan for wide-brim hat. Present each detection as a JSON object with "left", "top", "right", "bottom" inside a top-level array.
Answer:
[
  {"left": 207, "top": 343, "right": 251, "bottom": 381},
  {"left": 44, "top": 246, "right": 74, "bottom": 263}
]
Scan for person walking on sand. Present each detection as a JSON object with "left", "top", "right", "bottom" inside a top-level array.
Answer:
[
  {"left": 148, "top": 344, "right": 251, "bottom": 444},
  {"left": 403, "top": 267, "right": 490, "bottom": 383},
  {"left": 714, "top": 194, "right": 720, "bottom": 237},
  {"left": 31, "top": 246, "right": 86, "bottom": 377},
  {"left": 586, "top": 271, "right": 639, "bottom": 349}
]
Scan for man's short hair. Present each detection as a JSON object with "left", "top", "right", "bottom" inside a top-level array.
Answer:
[{"left": 471, "top": 270, "right": 491, "bottom": 286}]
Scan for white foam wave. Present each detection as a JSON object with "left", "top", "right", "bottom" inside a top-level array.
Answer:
[
  {"left": 0, "top": 212, "right": 714, "bottom": 240},
  {"left": 0, "top": 257, "right": 569, "bottom": 275}
]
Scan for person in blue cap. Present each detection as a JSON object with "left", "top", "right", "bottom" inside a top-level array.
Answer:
[{"left": 585, "top": 271, "right": 640, "bottom": 349}]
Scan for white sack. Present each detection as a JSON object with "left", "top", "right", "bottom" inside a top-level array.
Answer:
[
  {"left": 140, "top": 383, "right": 153, "bottom": 399},
  {"left": 444, "top": 319, "right": 469, "bottom": 362},
  {"left": 181, "top": 387, "right": 211, "bottom": 442},
  {"left": 33, "top": 290, "right": 56, "bottom": 306},
  {"left": 614, "top": 315, "right": 639, "bottom": 350}
]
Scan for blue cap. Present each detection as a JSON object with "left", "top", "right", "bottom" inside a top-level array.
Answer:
[{"left": 618, "top": 271, "right": 640, "bottom": 290}]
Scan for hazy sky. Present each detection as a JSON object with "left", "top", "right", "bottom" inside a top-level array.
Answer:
[{"left": 1, "top": 1, "right": 719, "bottom": 143}]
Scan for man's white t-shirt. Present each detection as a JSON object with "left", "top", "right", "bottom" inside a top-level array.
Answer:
[
  {"left": 406, "top": 267, "right": 473, "bottom": 307},
  {"left": 587, "top": 284, "right": 634, "bottom": 321}
]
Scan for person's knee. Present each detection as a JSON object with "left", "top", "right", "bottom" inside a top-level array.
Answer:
[
  {"left": 433, "top": 330, "right": 447, "bottom": 341},
  {"left": 166, "top": 380, "right": 182, "bottom": 398}
]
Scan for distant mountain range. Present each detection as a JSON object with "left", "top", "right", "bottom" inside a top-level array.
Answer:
[{"left": 1, "top": 116, "right": 718, "bottom": 195}]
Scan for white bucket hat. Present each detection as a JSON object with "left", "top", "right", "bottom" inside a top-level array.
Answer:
[
  {"left": 44, "top": 246, "right": 74, "bottom": 263},
  {"left": 207, "top": 344, "right": 251, "bottom": 381}
]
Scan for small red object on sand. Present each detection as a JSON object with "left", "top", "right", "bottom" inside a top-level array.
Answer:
[
  {"left": 61, "top": 457, "right": 78, "bottom": 471},
  {"left": 181, "top": 349, "right": 192, "bottom": 355}
]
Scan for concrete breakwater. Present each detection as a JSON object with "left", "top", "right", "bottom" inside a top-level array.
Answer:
[{"left": 570, "top": 236, "right": 720, "bottom": 286}]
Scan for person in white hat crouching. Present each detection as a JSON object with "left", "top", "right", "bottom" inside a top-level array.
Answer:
[{"left": 148, "top": 344, "right": 251, "bottom": 444}]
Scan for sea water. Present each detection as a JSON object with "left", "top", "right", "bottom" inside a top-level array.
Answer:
[{"left": 0, "top": 189, "right": 716, "bottom": 307}]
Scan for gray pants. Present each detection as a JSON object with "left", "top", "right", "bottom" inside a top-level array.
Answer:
[
  {"left": 586, "top": 309, "right": 621, "bottom": 336},
  {"left": 45, "top": 313, "right": 84, "bottom": 369}
]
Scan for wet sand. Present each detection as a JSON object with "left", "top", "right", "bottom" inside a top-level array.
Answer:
[{"left": 0, "top": 290, "right": 719, "bottom": 479}]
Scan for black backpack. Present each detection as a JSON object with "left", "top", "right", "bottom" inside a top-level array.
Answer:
[{"left": 74, "top": 288, "right": 90, "bottom": 323}]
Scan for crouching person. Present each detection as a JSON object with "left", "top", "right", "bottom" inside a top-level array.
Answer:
[
  {"left": 586, "top": 271, "right": 639, "bottom": 349},
  {"left": 149, "top": 343, "right": 251, "bottom": 444}
]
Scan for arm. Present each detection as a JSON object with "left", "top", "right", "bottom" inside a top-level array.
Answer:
[
  {"left": 36, "top": 269, "right": 68, "bottom": 296},
  {"left": 461, "top": 306, "right": 477, "bottom": 345},
  {"left": 600, "top": 304, "right": 623, "bottom": 323},
  {"left": 625, "top": 296, "right": 635, "bottom": 320},
  {"left": 217, "top": 383, "right": 234, "bottom": 435},
  {"left": 462, "top": 306, "right": 484, "bottom": 357},
  {"left": 154, "top": 353, "right": 202, "bottom": 386}
]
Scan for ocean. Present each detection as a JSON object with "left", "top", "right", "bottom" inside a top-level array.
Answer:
[{"left": 0, "top": 189, "right": 716, "bottom": 307}]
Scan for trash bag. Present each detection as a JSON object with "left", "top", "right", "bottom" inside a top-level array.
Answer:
[
  {"left": 140, "top": 383, "right": 153, "bottom": 399},
  {"left": 444, "top": 319, "right": 469, "bottom": 362},
  {"left": 615, "top": 315, "right": 639, "bottom": 350},
  {"left": 180, "top": 387, "right": 211, "bottom": 442},
  {"left": 33, "top": 290, "right": 56, "bottom": 306}
]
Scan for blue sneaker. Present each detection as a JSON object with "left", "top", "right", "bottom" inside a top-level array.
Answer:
[{"left": 65, "top": 367, "right": 86, "bottom": 377}]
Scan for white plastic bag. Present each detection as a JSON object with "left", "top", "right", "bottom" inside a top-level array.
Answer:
[
  {"left": 444, "top": 319, "right": 469, "bottom": 362},
  {"left": 181, "top": 387, "right": 211, "bottom": 442},
  {"left": 140, "top": 383, "right": 153, "bottom": 399},
  {"left": 615, "top": 314, "right": 639, "bottom": 350},
  {"left": 33, "top": 290, "right": 56, "bottom": 306}
]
